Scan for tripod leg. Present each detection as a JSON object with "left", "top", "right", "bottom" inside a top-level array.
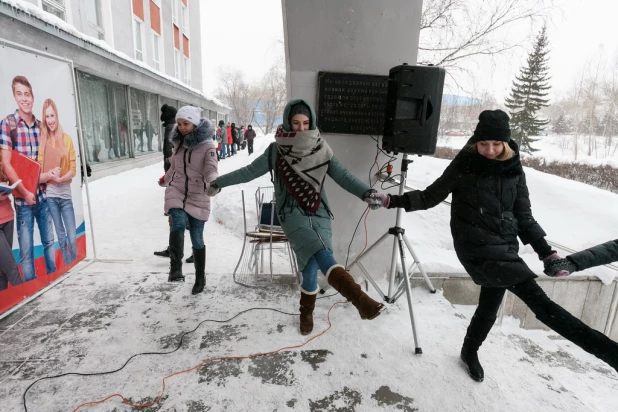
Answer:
[
  {"left": 402, "top": 234, "right": 436, "bottom": 293},
  {"left": 387, "top": 235, "right": 399, "bottom": 300},
  {"left": 397, "top": 233, "right": 422, "bottom": 354}
]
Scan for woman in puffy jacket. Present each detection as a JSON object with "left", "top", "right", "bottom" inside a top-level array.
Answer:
[
  {"left": 387, "top": 109, "right": 618, "bottom": 382},
  {"left": 161, "top": 106, "right": 218, "bottom": 295}
]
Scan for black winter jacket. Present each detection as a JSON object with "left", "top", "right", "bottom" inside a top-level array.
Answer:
[
  {"left": 568, "top": 239, "right": 618, "bottom": 271},
  {"left": 162, "top": 120, "right": 175, "bottom": 172},
  {"left": 390, "top": 139, "right": 546, "bottom": 287}
]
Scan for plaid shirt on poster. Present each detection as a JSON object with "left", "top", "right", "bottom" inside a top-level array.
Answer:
[{"left": 0, "top": 110, "right": 45, "bottom": 206}]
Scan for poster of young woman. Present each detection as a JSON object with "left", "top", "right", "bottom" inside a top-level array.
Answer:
[{"left": 0, "top": 42, "right": 86, "bottom": 314}]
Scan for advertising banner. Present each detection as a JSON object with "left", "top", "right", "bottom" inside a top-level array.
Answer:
[{"left": 0, "top": 43, "right": 86, "bottom": 314}]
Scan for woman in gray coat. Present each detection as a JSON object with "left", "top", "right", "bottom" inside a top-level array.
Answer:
[
  {"left": 160, "top": 106, "right": 218, "bottom": 295},
  {"left": 207, "top": 99, "right": 389, "bottom": 335}
]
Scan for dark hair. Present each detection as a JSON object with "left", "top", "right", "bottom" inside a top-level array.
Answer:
[{"left": 12, "top": 75, "right": 33, "bottom": 96}]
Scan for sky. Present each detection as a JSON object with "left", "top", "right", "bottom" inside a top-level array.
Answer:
[{"left": 199, "top": 0, "right": 618, "bottom": 102}]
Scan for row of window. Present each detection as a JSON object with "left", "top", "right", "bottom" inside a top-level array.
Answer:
[
  {"left": 77, "top": 71, "right": 226, "bottom": 165},
  {"left": 133, "top": 0, "right": 191, "bottom": 85},
  {"left": 38, "top": 1, "right": 191, "bottom": 86}
]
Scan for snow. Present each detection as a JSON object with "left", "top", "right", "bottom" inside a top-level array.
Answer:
[
  {"left": 1, "top": 133, "right": 617, "bottom": 411},
  {"left": 0, "top": 0, "right": 230, "bottom": 110}
]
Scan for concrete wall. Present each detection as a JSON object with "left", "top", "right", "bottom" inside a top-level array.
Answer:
[
  {"left": 189, "top": 0, "right": 202, "bottom": 92},
  {"left": 412, "top": 274, "right": 618, "bottom": 341},
  {"left": 110, "top": 0, "right": 134, "bottom": 59},
  {"left": 161, "top": 0, "right": 175, "bottom": 78},
  {"left": 282, "top": 0, "right": 423, "bottom": 276}
]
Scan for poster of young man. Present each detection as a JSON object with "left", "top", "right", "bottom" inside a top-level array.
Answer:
[{"left": 0, "top": 43, "right": 86, "bottom": 314}]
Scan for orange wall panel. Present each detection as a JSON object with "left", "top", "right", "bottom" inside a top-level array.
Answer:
[
  {"left": 174, "top": 25, "right": 180, "bottom": 49},
  {"left": 132, "top": 0, "right": 144, "bottom": 21},
  {"left": 183, "top": 35, "right": 189, "bottom": 57},
  {"left": 150, "top": 1, "right": 161, "bottom": 34}
]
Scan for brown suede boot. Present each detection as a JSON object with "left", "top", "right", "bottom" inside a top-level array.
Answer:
[
  {"left": 299, "top": 291, "right": 317, "bottom": 335},
  {"left": 327, "top": 265, "right": 384, "bottom": 320}
]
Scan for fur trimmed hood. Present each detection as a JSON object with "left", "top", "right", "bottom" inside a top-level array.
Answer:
[{"left": 171, "top": 118, "right": 215, "bottom": 150}]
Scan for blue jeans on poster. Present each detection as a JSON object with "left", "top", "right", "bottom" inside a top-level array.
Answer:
[
  {"left": 301, "top": 249, "right": 338, "bottom": 293},
  {"left": 16, "top": 200, "right": 57, "bottom": 281},
  {"left": 168, "top": 208, "right": 205, "bottom": 249},
  {"left": 47, "top": 197, "right": 77, "bottom": 265}
]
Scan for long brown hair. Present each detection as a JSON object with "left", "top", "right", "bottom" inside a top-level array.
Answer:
[
  {"left": 40, "top": 98, "right": 67, "bottom": 155},
  {"left": 0, "top": 160, "right": 7, "bottom": 182}
]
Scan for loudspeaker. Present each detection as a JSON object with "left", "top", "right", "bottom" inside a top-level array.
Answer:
[{"left": 382, "top": 64, "right": 445, "bottom": 155}]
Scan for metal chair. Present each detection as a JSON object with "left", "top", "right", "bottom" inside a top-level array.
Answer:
[{"left": 233, "top": 187, "right": 299, "bottom": 288}]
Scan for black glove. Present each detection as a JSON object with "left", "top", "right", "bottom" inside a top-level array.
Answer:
[
  {"left": 543, "top": 257, "right": 577, "bottom": 277},
  {"left": 386, "top": 194, "right": 409, "bottom": 209}
]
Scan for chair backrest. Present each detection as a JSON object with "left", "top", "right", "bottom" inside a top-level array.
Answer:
[{"left": 256, "top": 186, "right": 283, "bottom": 233}]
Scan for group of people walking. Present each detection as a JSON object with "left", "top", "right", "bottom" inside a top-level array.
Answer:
[
  {"left": 215, "top": 121, "right": 256, "bottom": 159},
  {"left": 155, "top": 97, "right": 618, "bottom": 382}
]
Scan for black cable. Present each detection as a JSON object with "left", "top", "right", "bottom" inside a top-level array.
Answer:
[
  {"left": 22, "top": 307, "right": 299, "bottom": 412},
  {"left": 344, "top": 206, "right": 370, "bottom": 269}
]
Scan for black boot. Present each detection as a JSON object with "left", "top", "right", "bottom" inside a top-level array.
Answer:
[
  {"left": 168, "top": 231, "right": 185, "bottom": 282},
  {"left": 191, "top": 248, "right": 206, "bottom": 295},
  {"left": 185, "top": 254, "right": 194, "bottom": 263},
  {"left": 460, "top": 314, "right": 496, "bottom": 382},
  {"left": 154, "top": 246, "right": 170, "bottom": 258}
]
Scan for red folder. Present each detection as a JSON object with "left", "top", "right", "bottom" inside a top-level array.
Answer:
[{"left": 9, "top": 150, "right": 40, "bottom": 199}]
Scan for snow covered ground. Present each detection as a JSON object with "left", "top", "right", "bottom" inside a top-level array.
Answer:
[{"left": 1, "top": 133, "right": 617, "bottom": 411}]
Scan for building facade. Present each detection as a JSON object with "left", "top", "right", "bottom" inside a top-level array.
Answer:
[{"left": 0, "top": 0, "right": 229, "bottom": 179}]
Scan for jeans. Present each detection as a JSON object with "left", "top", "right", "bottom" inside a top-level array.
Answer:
[
  {"left": 232, "top": 143, "right": 237, "bottom": 154},
  {"left": 0, "top": 220, "right": 22, "bottom": 291},
  {"left": 47, "top": 197, "right": 77, "bottom": 265},
  {"left": 247, "top": 139, "right": 254, "bottom": 155},
  {"left": 221, "top": 144, "right": 227, "bottom": 158},
  {"left": 168, "top": 208, "right": 205, "bottom": 249},
  {"left": 301, "top": 249, "right": 338, "bottom": 293},
  {"left": 16, "top": 200, "right": 56, "bottom": 281}
]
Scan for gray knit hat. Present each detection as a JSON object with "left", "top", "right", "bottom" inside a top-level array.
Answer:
[{"left": 288, "top": 102, "right": 312, "bottom": 124}]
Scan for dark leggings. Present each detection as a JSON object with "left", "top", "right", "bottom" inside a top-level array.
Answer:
[{"left": 471, "top": 279, "right": 618, "bottom": 369}]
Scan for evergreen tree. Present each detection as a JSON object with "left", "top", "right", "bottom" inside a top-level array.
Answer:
[
  {"left": 553, "top": 114, "right": 569, "bottom": 135},
  {"left": 504, "top": 26, "right": 551, "bottom": 152}
]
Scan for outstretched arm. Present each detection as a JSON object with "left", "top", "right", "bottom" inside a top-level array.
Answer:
[
  {"left": 215, "top": 147, "right": 270, "bottom": 189},
  {"left": 388, "top": 161, "right": 457, "bottom": 212},
  {"left": 326, "top": 156, "right": 371, "bottom": 199}
]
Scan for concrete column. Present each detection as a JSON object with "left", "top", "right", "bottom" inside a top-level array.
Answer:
[{"left": 281, "top": 0, "right": 423, "bottom": 277}]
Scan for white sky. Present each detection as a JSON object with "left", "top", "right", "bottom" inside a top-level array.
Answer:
[{"left": 200, "top": 0, "right": 618, "bottom": 102}]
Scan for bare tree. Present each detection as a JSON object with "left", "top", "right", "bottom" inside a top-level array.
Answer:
[
  {"left": 419, "top": 0, "right": 557, "bottom": 72},
  {"left": 216, "top": 68, "right": 255, "bottom": 126},
  {"left": 257, "top": 65, "right": 287, "bottom": 134}
]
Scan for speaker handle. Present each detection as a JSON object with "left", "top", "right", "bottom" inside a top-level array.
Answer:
[{"left": 420, "top": 95, "right": 432, "bottom": 126}]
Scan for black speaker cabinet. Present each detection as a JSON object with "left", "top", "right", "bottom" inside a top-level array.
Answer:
[{"left": 382, "top": 64, "right": 445, "bottom": 155}]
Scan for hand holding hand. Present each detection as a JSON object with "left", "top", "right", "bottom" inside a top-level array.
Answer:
[
  {"left": 363, "top": 190, "right": 390, "bottom": 210},
  {"left": 206, "top": 181, "right": 220, "bottom": 197},
  {"left": 158, "top": 176, "right": 166, "bottom": 187},
  {"left": 542, "top": 253, "right": 575, "bottom": 277}
]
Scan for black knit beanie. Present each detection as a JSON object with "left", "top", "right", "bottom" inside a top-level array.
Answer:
[
  {"left": 218, "top": 120, "right": 225, "bottom": 127},
  {"left": 160, "top": 104, "right": 177, "bottom": 122},
  {"left": 471, "top": 109, "right": 511, "bottom": 143},
  {"left": 288, "top": 102, "right": 312, "bottom": 124}
]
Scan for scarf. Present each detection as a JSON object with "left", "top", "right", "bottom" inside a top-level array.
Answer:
[{"left": 274, "top": 125, "right": 333, "bottom": 213}]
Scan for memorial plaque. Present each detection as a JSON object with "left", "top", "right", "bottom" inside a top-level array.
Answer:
[{"left": 317, "top": 71, "right": 388, "bottom": 135}]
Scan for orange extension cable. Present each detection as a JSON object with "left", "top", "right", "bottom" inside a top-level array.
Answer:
[{"left": 72, "top": 301, "right": 348, "bottom": 411}]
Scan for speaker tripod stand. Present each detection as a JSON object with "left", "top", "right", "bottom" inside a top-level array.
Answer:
[{"left": 347, "top": 154, "right": 436, "bottom": 354}]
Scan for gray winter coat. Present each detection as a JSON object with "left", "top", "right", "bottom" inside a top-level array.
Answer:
[
  {"left": 216, "top": 143, "right": 370, "bottom": 270},
  {"left": 164, "top": 119, "right": 218, "bottom": 221}
]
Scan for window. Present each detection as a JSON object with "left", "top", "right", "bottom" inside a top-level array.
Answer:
[
  {"left": 41, "top": 0, "right": 66, "bottom": 20},
  {"left": 152, "top": 32, "right": 161, "bottom": 70},
  {"left": 171, "top": 0, "right": 178, "bottom": 25},
  {"left": 181, "top": 4, "right": 189, "bottom": 35},
  {"left": 134, "top": 19, "right": 144, "bottom": 61},
  {"left": 85, "top": 0, "right": 104, "bottom": 40},
  {"left": 182, "top": 56, "right": 191, "bottom": 85},
  {"left": 174, "top": 49, "right": 181, "bottom": 79}
]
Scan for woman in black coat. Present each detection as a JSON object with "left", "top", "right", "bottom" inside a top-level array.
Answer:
[
  {"left": 545, "top": 239, "right": 618, "bottom": 275},
  {"left": 386, "top": 110, "right": 618, "bottom": 382}
]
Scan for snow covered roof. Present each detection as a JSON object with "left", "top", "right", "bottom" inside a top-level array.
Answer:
[{"left": 0, "top": 0, "right": 231, "bottom": 110}]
